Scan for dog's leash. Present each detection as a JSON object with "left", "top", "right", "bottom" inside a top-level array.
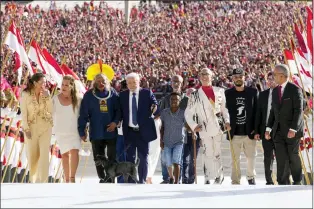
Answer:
[{"left": 116, "top": 143, "right": 131, "bottom": 162}]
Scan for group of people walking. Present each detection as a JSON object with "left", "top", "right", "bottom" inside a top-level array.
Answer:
[{"left": 19, "top": 63, "right": 310, "bottom": 185}]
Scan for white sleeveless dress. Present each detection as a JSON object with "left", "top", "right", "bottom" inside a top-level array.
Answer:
[{"left": 52, "top": 95, "right": 81, "bottom": 154}]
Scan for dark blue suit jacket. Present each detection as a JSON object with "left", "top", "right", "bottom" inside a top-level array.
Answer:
[{"left": 119, "top": 88, "right": 158, "bottom": 142}]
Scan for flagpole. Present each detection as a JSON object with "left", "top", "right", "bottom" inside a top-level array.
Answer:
[
  {"left": 287, "top": 29, "right": 314, "bottom": 179},
  {"left": 287, "top": 28, "right": 312, "bottom": 114},
  {"left": 280, "top": 42, "right": 311, "bottom": 185},
  {"left": 1, "top": 6, "right": 24, "bottom": 76},
  {"left": 125, "top": 0, "right": 129, "bottom": 25},
  {"left": 6, "top": 22, "right": 40, "bottom": 110},
  {"left": 1, "top": 123, "right": 21, "bottom": 183}
]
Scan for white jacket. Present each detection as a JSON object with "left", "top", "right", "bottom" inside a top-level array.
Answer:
[{"left": 185, "top": 86, "right": 230, "bottom": 138}]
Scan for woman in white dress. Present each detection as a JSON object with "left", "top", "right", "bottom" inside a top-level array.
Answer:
[{"left": 53, "top": 75, "right": 82, "bottom": 183}]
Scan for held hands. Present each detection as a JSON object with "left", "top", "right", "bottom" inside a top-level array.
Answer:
[
  {"left": 265, "top": 131, "right": 271, "bottom": 140},
  {"left": 107, "top": 122, "right": 117, "bottom": 132}
]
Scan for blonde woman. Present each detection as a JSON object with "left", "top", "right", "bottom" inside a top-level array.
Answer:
[
  {"left": 53, "top": 75, "right": 82, "bottom": 183},
  {"left": 20, "top": 73, "right": 53, "bottom": 183}
]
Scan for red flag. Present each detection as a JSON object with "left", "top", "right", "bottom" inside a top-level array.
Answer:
[
  {"left": 306, "top": 8, "right": 313, "bottom": 60},
  {"left": 294, "top": 23, "right": 308, "bottom": 56},
  {"left": 4, "top": 21, "right": 34, "bottom": 75}
]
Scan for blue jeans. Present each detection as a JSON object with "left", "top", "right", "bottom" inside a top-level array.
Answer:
[
  {"left": 116, "top": 135, "right": 126, "bottom": 183},
  {"left": 161, "top": 145, "right": 184, "bottom": 182},
  {"left": 163, "top": 144, "right": 184, "bottom": 167}
]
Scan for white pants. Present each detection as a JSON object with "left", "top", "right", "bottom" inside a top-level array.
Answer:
[
  {"left": 147, "top": 118, "right": 161, "bottom": 178},
  {"left": 202, "top": 135, "right": 223, "bottom": 182},
  {"left": 230, "top": 135, "right": 257, "bottom": 184}
]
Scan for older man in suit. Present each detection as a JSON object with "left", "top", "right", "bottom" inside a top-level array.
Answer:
[
  {"left": 265, "top": 64, "right": 304, "bottom": 185},
  {"left": 254, "top": 72, "right": 278, "bottom": 185},
  {"left": 119, "top": 72, "right": 158, "bottom": 184}
]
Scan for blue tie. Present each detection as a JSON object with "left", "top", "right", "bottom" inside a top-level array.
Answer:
[{"left": 132, "top": 92, "right": 138, "bottom": 126}]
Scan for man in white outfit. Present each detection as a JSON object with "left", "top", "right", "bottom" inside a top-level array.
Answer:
[{"left": 185, "top": 68, "right": 231, "bottom": 184}]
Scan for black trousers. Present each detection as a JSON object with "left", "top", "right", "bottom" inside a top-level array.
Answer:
[
  {"left": 274, "top": 129, "right": 302, "bottom": 185},
  {"left": 91, "top": 138, "right": 116, "bottom": 183},
  {"left": 262, "top": 138, "right": 275, "bottom": 184}
]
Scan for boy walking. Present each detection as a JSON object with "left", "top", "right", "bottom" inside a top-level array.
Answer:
[{"left": 160, "top": 92, "right": 186, "bottom": 184}]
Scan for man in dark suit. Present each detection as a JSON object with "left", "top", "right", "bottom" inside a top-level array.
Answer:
[
  {"left": 225, "top": 68, "right": 258, "bottom": 185},
  {"left": 265, "top": 64, "right": 304, "bottom": 185},
  {"left": 254, "top": 72, "right": 277, "bottom": 185},
  {"left": 119, "top": 72, "right": 158, "bottom": 184}
]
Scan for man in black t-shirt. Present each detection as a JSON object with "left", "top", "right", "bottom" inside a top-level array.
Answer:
[{"left": 225, "top": 69, "right": 259, "bottom": 185}]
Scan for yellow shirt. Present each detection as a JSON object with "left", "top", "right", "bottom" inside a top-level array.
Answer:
[{"left": 20, "top": 91, "right": 53, "bottom": 131}]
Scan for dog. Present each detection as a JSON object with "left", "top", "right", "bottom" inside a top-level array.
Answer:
[{"left": 95, "top": 155, "right": 140, "bottom": 183}]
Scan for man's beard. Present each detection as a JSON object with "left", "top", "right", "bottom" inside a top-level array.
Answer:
[{"left": 234, "top": 81, "right": 243, "bottom": 87}]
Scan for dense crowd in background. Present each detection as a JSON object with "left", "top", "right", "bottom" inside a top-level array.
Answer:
[{"left": 1, "top": 1, "right": 311, "bottom": 99}]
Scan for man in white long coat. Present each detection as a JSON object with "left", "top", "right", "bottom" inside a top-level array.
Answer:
[{"left": 185, "top": 68, "right": 231, "bottom": 184}]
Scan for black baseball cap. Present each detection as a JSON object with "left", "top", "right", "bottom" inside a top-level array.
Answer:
[{"left": 232, "top": 68, "right": 245, "bottom": 76}]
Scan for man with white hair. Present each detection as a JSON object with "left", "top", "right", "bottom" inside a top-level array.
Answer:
[
  {"left": 265, "top": 64, "right": 304, "bottom": 185},
  {"left": 119, "top": 72, "right": 158, "bottom": 184},
  {"left": 78, "top": 73, "right": 121, "bottom": 183},
  {"left": 185, "top": 68, "right": 231, "bottom": 184}
]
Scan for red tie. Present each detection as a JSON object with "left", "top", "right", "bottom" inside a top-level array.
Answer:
[{"left": 278, "top": 85, "right": 282, "bottom": 103}]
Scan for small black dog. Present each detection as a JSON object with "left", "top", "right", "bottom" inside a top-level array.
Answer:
[{"left": 95, "top": 155, "right": 140, "bottom": 183}]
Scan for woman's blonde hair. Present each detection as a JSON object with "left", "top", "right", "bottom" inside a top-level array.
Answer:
[{"left": 62, "top": 75, "right": 78, "bottom": 112}]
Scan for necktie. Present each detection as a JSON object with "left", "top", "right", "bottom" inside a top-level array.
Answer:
[
  {"left": 132, "top": 92, "right": 138, "bottom": 126},
  {"left": 278, "top": 85, "right": 282, "bottom": 104}
]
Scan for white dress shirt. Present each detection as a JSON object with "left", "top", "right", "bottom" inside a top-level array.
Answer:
[
  {"left": 266, "top": 88, "right": 273, "bottom": 124},
  {"left": 129, "top": 89, "right": 139, "bottom": 128}
]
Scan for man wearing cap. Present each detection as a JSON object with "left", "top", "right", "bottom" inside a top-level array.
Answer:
[
  {"left": 185, "top": 68, "right": 230, "bottom": 185},
  {"left": 225, "top": 68, "right": 259, "bottom": 185}
]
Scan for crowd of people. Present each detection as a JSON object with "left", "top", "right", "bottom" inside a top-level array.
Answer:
[
  {"left": 1, "top": 1, "right": 310, "bottom": 96},
  {"left": 0, "top": 1, "right": 312, "bottom": 185}
]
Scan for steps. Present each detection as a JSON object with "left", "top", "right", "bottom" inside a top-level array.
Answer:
[{"left": 75, "top": 136, "right": 274, "bottom": 182}]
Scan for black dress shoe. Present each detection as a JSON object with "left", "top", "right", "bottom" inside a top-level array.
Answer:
[
  {"left": 169, "top": 178, "right": 174, "bottom": 184},
  {"left": 205, "top": 180, "right": 210, "bottom": 184},
  {"left": 293, "top": 181, "right": 302, "bottom": 185},
  {"left": 99, "top": 179, "right": 106, "bottom": 183},
  {"left": 214, "top": 176, "right": 224, "bottom": 185},
  {"left": 248, "top": 178, "right": 256, "bottom": 185},
  {"left": 266, "top": 182, "right": 274, "bottom": 185},
  {"left": 160, "top": 180, "right": 169, "bottom": 184}
]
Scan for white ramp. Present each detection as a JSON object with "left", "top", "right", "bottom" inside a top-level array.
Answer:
[{"left": 1, "top": 182, "right": 312, "bottom": 208}]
